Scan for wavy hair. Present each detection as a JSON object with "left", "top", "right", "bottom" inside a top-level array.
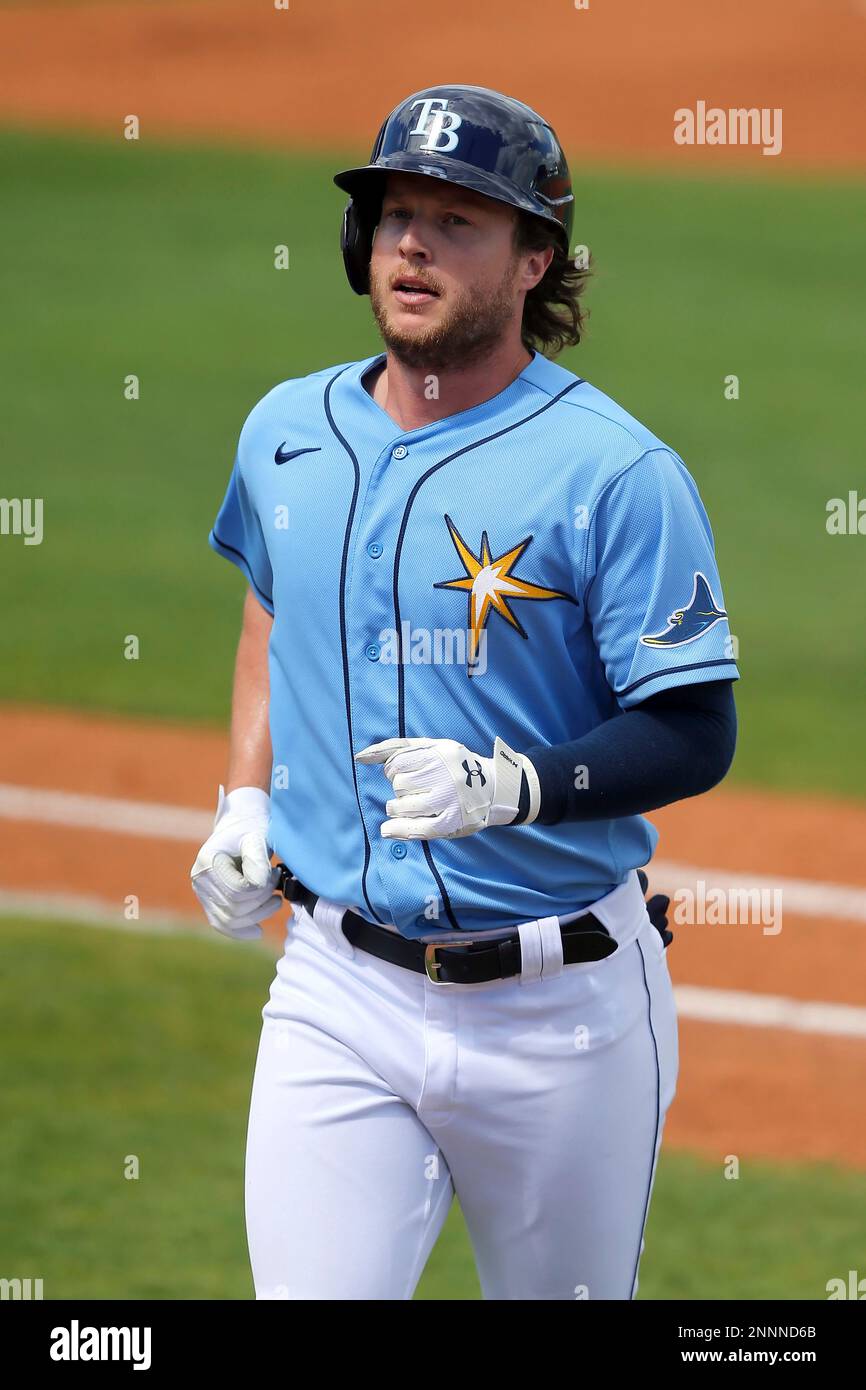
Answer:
[{"left": 513, "top": 212, "right": 592, "bottom": 358}]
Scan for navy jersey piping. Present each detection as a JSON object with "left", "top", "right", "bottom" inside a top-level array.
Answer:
[
  {"left": 209, "top": 530, "right": 273, "bottom": 611},
  {"left": 630, "top": 932, "right": 662, "bottom": 1299},
  {"left": 323, "top": 369, "right": 387, "bottom": 925},
  {"left": 391, "top": 378, "right": 580, "bottom": 930},
  {"left": 621, "top": 658, "right": 738, "bottom": 698}
]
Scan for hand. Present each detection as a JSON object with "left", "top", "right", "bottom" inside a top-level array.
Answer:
[
  {"left": 638, "top": 868, "right": 673, "bottom": 948},
  {"left": 354, "top": 735, "right": 540, "bottom": 840},
  {"left": 190, "top": 785, "right": 282, "bottom": 940}
]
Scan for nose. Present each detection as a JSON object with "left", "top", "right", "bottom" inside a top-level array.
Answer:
[{"left": 396, "top": 214, "right": 431, "bottom": 262}]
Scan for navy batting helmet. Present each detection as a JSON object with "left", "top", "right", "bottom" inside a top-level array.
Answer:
[{"left": 333, "top": 84, "right": 574, "bottom": 295}]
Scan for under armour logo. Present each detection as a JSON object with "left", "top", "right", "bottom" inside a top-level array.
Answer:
[
  {"left": 462, "top": 758, "right": 486, "bottom": 788},
  {"left": 409, "top": 98, "right": 462, "bottom": 153}
]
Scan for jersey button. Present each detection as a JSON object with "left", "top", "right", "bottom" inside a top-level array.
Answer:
[
  {"left": 365, "top": 643, "right": 380, "bottom": 661},
  {"left": 392, "top": 444, "right": 408, "bottom": 460},
  {"left": 366, "top": 542, "right": 383, "bottom": 559},
  {"left": 390, "top": 842, "right": 408, "bottom": 859}
]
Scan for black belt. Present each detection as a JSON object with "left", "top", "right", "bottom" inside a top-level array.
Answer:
[{"left": 276, "top": 863, "right": 617, "bottom": 986}]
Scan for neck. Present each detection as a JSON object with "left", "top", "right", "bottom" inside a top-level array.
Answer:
[{"left": 369, "top": 336, "right": 534, "bottom": 431}]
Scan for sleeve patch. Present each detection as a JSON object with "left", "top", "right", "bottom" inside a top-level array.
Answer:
[{"left": 639, "top": 571, "right": 728, "bottom": 649}]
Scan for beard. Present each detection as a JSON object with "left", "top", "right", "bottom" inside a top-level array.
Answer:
[{"left": 369, "top": 259, "right": 520, "bottom": 372}]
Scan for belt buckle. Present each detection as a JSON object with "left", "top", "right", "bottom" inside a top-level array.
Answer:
[
  {"left": 424, "top": 942, "right": 447, "bottom": 984},
  {"left": 422, "top": 924, "right": 517, "bottom": 985}
]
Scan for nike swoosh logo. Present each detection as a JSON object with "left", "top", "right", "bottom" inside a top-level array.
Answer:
[{"left": 274, "top": 444, "right": 322, "bottom": 465}]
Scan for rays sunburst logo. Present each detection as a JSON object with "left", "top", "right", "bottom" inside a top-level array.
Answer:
[{"left": 433, "top": 514, "right": 574, "bottom": 676}]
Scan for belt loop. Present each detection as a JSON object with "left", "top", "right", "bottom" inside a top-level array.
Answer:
[
  {"left": 516, "top": 920, "right": 543, "bottom": 984},
  {"left": 587, "top": 867, "right": 643, "bottom": 942},
  {"left": 312, "top": 897, "right": 356, "bottom": 959},
  {"left": 538, "top": 915, "right": 564, "bottom": 978}
]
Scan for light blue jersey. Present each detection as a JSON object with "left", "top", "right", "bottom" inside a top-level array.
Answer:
[{"left": 210, "top": 350, "right": 738, "bottom": 938}]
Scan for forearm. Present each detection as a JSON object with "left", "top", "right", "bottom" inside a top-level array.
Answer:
[
  {"left": 226, "top": 588, "right": 274, "bottom": 794},
  {"left": 516, "top": 680, "right": 737, "bottom": 826}
]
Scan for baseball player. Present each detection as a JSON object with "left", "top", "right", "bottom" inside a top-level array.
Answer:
[{"left": 191, "top": 84, "right": 738, "bottom": 1301}]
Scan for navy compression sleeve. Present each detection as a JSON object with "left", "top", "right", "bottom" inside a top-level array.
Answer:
[{"left": 513, "top": 679, "right": 737, "bottom": 826}]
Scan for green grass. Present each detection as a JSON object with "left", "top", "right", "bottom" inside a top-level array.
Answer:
[
  {"left": 1, "top": 127, "right": 865, "bottom": 794},
  {"left": 1, "top": 916, "right": 864, "bottom": 1300}
]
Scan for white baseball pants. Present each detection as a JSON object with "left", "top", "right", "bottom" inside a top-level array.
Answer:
[{"left": 244, "top": 869, "right": 678, "bottom": 1300}]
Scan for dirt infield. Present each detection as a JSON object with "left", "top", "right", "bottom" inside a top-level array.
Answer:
[
  {"left": 1, "top": 0, "right": 864, "bottom": 170},
  {"left": 2, "top": 703, "right": 866, "bottom": 1169}
]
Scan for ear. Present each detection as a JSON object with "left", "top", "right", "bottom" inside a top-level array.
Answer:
[{"left": 519, "top": 244, "right": 555, "bottom": 292}]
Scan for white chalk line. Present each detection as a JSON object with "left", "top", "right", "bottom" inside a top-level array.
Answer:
[
  {"left": 1, "top": 782, "right": 865, "bottom": 922},
  {"left": 653, "top": 860, "right": 866, "bottom": 925},
  {"left": 1, "top": 885, "right": 864, "bottom": 1039},
  {"left": 0, "top": 887, "right": 204, "bottom": 934},
  {"left": 0, "top": 887, "right": 280, "bottom": 950},
  {"left": 673, "top": 985, "right": 866, "bottom": 1040},
  {"left": 1, "top": 890, "right": 865, "bottom": 1039},
  {"left": 0, "top": 783, "right": 211, "bottom": 842},
  {"left": 2, "top": 783, "right": 866, "bottom": 1039}
]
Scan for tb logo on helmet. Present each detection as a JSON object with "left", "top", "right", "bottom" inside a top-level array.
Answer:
[
  {"left": 334, "top": 84, "right": 575, "bottom": 295},
  {"left": 409, "top": 98, "right": 463, "bottom": 153}
]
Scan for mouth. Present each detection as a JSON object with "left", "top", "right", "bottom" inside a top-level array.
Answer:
[{"left": 391, "top": 277, "right": 440, "bottom": 307}]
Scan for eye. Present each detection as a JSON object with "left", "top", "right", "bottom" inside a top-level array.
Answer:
[{"left": 382, "top": 208, "right": 469, "bottom": 223}]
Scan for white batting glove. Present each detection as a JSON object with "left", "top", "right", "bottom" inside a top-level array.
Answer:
[
  {"left": 354, "top": 736, "right": 541, "bottom": 840},
  {"left": 190, "top": 785, "right": 282, "bottom": 940}
]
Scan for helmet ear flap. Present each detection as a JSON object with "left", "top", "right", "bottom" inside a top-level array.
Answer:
[{"left": 340, "top": 199, "right": 374, "bottom": 296}]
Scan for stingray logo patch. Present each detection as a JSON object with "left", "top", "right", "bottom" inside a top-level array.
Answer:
[{"left": 640, "top": 572, "right": 728, "bottom": 648}]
